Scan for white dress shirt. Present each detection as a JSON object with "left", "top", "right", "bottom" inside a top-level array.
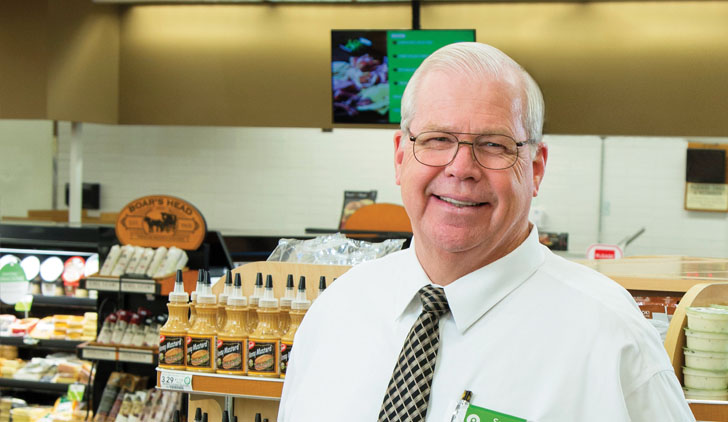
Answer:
[{"left": 278, "top": 228, "right": 695, "bottom": 422}]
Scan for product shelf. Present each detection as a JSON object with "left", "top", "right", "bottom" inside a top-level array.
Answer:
[
  {"left": 0, "top": 377, "right": 86, "bottom": 395},
  {"left": 0, "top": 336, "right": 83, "bottom": 352},
  {"left": 78, "top": 342, "right": 157, "bottom": 365},
  {"left": 155, "top": 369, "right": 283, "bottom": 400}
]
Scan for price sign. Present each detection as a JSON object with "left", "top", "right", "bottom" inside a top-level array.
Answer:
[
  {"left": 118, "top": 349, "right": 154, "bottom": 364},
  {"left": 159, "top": 371, "right": 193, "bottom": 391},
  {"left": 121, "top": 280, "right": 156, "bottom": 294},
  {"left": 82, "top": 347, "right": 117, "bottom": 361},
  {"left": 86, "top": 278, "right": 119, "bottom": 292},
  {"left": 67, "top": 383, "right": 85, "bottom": 402}
]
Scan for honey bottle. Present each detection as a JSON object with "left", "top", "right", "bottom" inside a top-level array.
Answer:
[
  {"left": 280, "top": 275, "right": 310, "bottom": 378},
  {"left": 189, "top": 270, "right": 204, "bottom": 327},
  {"left": 247, "top": 274, "right": 280, "bottom": 378},
  {"left": 159, "top": 270, "right": 189, "bottom": 369},
  {"left": 186, "top": 270, "right": 217, "bottom": 372},
  {"left": 216, "top": 273, "right": 248, "bottom": 375},
  {"left": 217, "top": 270, "right": 233, "bottom": 331},
  {"left": 247, "top": 272, "right": 263, "bottom": 333},
  {"left": 278, "top": 274, "right": 295, "bottom": 335}
]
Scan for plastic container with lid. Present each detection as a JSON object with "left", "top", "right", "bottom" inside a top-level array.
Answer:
[
  {"left": 686, "top": 307, "right": 728, "bottom": 333},
  {"left": 280, "top": 275, "right": 311, "bottom": 378},
  {"left": 685, "top": 328, "right": 728, "bottom": 352},
  {"left": 683, "top": 366, "right": 728, "bottom": 390},
  {"left": 247, "top": 274, "right": 280, "bottom": 378},
  {"left": 187, "top": 270, "right": 217, "bottom": 372},
  {"left": 683, "top": 386, "right": 728, "bottom": 401},
  {"left": 159, "top": 270, "right": 189, "bottom": 369},
  {"left": 216, "top": 273, "right": 248, "bottom": 375},
  {"left": 684, "top": 347, "right": 728, "bottom": 371}
]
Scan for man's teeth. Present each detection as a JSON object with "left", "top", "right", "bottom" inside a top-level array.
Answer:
[{"left": 437, "top": 196, "right": 481, "bottom": 207}]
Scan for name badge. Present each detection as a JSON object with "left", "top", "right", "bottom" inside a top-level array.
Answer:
[{"left": 462, "top": 404, "right": 526, "bottom": 422}]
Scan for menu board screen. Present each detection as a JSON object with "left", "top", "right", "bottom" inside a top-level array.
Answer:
[{"left": 331, "top": 29, "right": 476, "bottom": 125}]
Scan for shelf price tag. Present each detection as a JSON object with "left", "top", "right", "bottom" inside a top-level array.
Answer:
[
  {"left": 86, "top": 278, "right": 119, "bottom": 292},
  {"left": 118, "top": 349, "right": 154, "bottom": 364},
  {"left": 82, "top": 347, "right": 117, "bottom": 361},
  {"left": 159, "top": 371, "right": 193, "bottom": 392},
  {"left": 121, "top": 280, "right": 156, "bottom": 294},
  {"left": 67, "top": 383, "right": 85, "bottom": 402}
]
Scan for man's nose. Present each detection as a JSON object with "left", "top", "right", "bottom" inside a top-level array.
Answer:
[{"left": 445, "top": 142, "right": 482, "bottom": 179}]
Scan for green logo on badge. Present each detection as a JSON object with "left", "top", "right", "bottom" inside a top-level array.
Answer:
[{"left": 465, "top": 404, "right": 526, "bottom": 422}]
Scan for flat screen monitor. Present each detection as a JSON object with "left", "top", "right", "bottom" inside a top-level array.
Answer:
[{"left": 331, "top": 29, "right": 476, "bottom": 125}]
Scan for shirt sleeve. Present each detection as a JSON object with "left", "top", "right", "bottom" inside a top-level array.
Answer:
[{"left": 625, "top": 370, "right": 696, "bottom": 422}]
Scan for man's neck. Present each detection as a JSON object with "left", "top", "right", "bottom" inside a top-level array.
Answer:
[{"left": 414, "top": 224, "right": 533, "bottom": 286}]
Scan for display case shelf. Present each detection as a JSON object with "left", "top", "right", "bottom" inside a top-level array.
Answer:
[
  {"left": 79, "top": 342, "right": 157, "bottom": 365},
  {"left": 0, "top": 378, "right": 86, "bottom": 395},
  {"left": 30, "top": 295, "right": 96, "bottom": 309},
  {"left": 156, "top": 369, "right": 283, "bottom": 400},
  {"left": 0, "top": 336, "right": 84, "bottom": 352}
]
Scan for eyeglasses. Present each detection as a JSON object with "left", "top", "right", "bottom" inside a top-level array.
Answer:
[{"left": 408, "top": 130, "right": 527, "bottom": 170}]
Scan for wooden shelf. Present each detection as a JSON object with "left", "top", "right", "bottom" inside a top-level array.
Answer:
[
  {"left": 688, "top": 399, "right": 728, "bottom": 421},
  {"left": 156, "top": 369, "right": 283, "bottom": 400}
]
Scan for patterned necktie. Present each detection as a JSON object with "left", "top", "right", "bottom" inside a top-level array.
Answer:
[{"left": 379, "top": 285, "right": 450, "bottom": 422}]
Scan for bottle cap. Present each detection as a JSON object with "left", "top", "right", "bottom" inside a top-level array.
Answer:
[
  {"left": 202, "top": 414, "right": 208, "bottom": 422},
  {"left": 255, "top": 272, "right": 263, "bottom": 287},
  {"left": 219, "top": 270, "right": 232, "bottom": 305},
  {"left": 259, "top": 274, "right": 278, "bottom": 308},
  {"left": 194, "top": 408, "right": 201, "bottom": 422},
  {"left": 169, "top": 269, "right": 189, "bottom": 303},
  {"left": 221, "top": 411, "right": 228, "bottom": 422},
  {"left": 197, "top": 269, "right": 216, "bottom": 305},
  {"left": 319, "top": 275, "right": 327, "bottom": 291},
  {"left": 286, "top": 274, "right": 294, "bottom": 289},
  {"left": 255, "top": 414, "right": 261, "bottom": 422},
  {"left": 228, "top": 273, "right": 248, "bottom": 307},
  {"left": 292, "top": 279, "right": 311, "bottom": 310}
]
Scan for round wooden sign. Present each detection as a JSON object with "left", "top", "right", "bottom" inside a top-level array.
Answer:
[{"left": 116, "top": 195, "right": 207, "bottom": 250}]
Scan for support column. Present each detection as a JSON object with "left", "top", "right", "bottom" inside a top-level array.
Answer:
[{"left": 69, "top": 122, "right": 83, "bottom": 225}]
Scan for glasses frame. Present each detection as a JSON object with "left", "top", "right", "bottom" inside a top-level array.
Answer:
[{"left": 408, "top": 130, "right": 529, "bottom": 170}]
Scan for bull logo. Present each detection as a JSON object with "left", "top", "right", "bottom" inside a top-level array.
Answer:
[{"left": 143, "top": 212, "right": 177, "bottom": 233}]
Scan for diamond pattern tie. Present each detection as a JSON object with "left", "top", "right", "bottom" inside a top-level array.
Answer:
[{"left": 378, "top": 285, "right": 450, "bottom": 422}]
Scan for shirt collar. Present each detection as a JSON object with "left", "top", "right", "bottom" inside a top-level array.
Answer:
[{"left": 393, "top": 226, "right": 545, "bottom": 333}]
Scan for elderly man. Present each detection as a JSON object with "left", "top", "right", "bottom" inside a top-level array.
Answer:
[{"left": 279, "top": 42, "right": 693, "bottom": 421}]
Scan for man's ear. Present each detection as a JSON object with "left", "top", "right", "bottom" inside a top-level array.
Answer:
[
  {"left": 531, "top": 143, "right": 548, "bottom": 197},
  {"left": 394, "top": 130, "right": 405, "bottom": 186}
]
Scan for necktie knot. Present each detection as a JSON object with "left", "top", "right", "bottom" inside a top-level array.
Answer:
[{"left": 419, "top": 285, "right": 449, "bottom": 317}]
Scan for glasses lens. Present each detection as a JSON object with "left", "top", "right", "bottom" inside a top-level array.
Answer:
[
  {"left": 413, "top": 132, "right": 459, "bottom": 166},
  {"left": 473, "top": 135, "right": 518, "bottom": 169}
]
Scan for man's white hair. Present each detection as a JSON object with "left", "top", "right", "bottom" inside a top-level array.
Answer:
[{"left": 400, "top": 42, "right": 545, "bottom": 147}]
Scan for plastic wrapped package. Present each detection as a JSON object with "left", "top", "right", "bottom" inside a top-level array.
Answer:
[{"left": 267, "top": 233, "right": 406, "bottom": 266}]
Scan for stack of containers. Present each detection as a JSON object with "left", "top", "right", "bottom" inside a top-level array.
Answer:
[{"left": 683, "top": 305, "right": 728, "bottom": 400}]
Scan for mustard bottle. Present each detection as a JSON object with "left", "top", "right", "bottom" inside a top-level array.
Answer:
[
  {"left": 247, "top": 272, "right": 263, "bottom": 333},
  {"left": 159, "top": 269, "right": 189, "bottom": 370},
  {"left": 280, "top": 275, "right": 310, "bottom": 378},
  {"left": 247, "top": 274, "right": 280, "bottom": 378},
  {"left": 189, "top": 270, "right": 204, "bottom": 327},
  {"left": 278, "top": 274, "right": 295, "bottom": 335},
  {"left": 186, "top": 270, "right": 217, "bottom": 372},
  {"left": 216, "top": 273, "right": 248, "bottom": 375},
  {"left": 217, "top": 270, "right": 233, "bottom": 331}
]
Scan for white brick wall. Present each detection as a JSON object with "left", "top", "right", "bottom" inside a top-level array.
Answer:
[{"left": 4, "top": 120, "right": 727, "bottom": 258}]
